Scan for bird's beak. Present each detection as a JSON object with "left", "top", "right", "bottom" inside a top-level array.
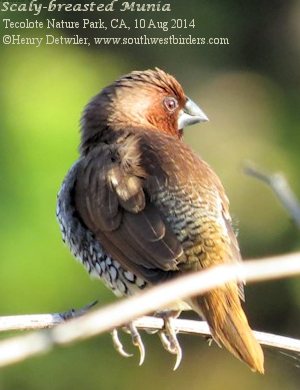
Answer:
[{"left": 177, "top": 97, "right": 209, "bottom": 130}]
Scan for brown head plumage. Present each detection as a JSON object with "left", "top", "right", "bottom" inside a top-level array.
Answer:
[{"left": 80, "top": 68, "right": 207, "bottom": 154}]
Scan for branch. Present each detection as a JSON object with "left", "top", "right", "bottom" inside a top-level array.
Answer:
[
  {"left": 0, "top": 301, "right": 98, "bottom": 332},
  {"left": 2, "top": 314, "right": 299, "bottom": 354},
  {"left": 244, "top": 162, "right": 300, "bottom": 228},
  {"left": 0, "top": 252, "right": 299, "bottom": 368},
  {"left": 133, "top": 317, "right": 300, "bottom": 353}
]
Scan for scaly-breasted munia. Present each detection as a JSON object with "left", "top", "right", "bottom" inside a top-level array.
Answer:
[{"left": 57, "top": 68, "right": 264, "bottom": 373}]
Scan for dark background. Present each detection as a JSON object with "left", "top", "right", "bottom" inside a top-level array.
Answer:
[{"left": 0, "top": 1, "right": 299, "bottom": 389}]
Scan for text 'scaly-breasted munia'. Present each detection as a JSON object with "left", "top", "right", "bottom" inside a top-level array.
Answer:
[{"left": 57, "top": 68, "right": 264, "bottom": 373}]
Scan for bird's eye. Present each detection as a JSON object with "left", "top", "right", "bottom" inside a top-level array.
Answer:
[{"left": 164, "top": 97, "right": 178, "bottom": 112}]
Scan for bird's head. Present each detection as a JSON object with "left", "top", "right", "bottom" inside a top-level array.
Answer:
[{"left": 81, "top": 68, "right": 208, "bottom": 153}]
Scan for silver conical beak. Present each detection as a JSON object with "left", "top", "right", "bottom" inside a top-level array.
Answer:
[{"left": 177, "top": 97, "right": 209, "bottom": 130}]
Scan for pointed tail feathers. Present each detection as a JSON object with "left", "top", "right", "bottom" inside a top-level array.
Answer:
[{"left": 191, "top": 286, "right": 264, "bottom": 373}]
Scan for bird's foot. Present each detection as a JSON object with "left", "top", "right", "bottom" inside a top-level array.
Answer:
[
  {"left": 111, "top": 323, "right": 145, "bottom": 366},
  {"left": 59, "top": 300, "right": 98, "bottom": 320},
  {"left": 206, "top": 335, "right": 214, "bottom": 347},
  {"left": 156, "top": 310, "right": 182, "bottom": 370},
  {"left": 111, "top": 328, "right": 133, "bottom": 358},
  {"left": 111, "top": 311, "right": 182, "bottom": 370},
  {"left": 127, "top": 322, "right": 146, "bottom": 365}
]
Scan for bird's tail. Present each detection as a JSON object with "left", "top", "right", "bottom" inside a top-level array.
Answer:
[{"left": 190, "top": 285, "right": 264, "bottom": 373}]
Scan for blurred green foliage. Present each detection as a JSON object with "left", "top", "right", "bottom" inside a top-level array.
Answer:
[{"left": 0, "top": 1, "right": 300, "bottom": 389}]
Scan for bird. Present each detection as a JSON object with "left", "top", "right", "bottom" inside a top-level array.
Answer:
[{"left": 56, "top": 68, "right": 264, "bottom": 373}]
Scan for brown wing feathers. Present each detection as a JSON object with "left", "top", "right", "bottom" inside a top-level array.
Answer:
[{"left": 74, "top": 134, "right": 183, "bottom": 279}]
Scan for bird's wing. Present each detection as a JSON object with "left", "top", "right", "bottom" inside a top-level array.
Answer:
[
  {"left": 74, "top": 136, "right": 184, "bottom": 283},
  {"left": 216, "top": 181, "right": 244, "bottom": 301},
  {"left": 222, "top": 211, "right": 245, "bottom": 301}
]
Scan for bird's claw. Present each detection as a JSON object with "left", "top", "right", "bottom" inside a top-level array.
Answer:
[
  {"left": 206, "top": 336, "right": 214, "bottom": 347},
  {"left": 158, "top": 312, "right": 183, "bottom": 370},
  {"left": 128, "top": 323, "right": 146, "bottom": 366},
  {"left": 111, "top": 312, "right": 183, "bottom": 370},
  {"left": 111, "top": 323, "right": 145, "bottom": 365},
  {"left": 111, "top": 329, "right": 133, "bottom": 358}
]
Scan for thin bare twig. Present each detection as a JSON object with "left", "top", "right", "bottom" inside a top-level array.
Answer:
[
  {"left": 0, "top": 252, "right": 299, "bottom": 368},
  {"left": 0, "top": 301, "right": 98, "bottom": 332},
  {"left": 244, "top": 162, "right": 300, "bottom": 228},
  {"left": 0, "top": 314, "right": 63, "bottom": 332},
  {"left": 134, "top": 317, "right": 300, "bottom": 353},
  {"left": 1, "top": 315, "right": 298, "bottom": 354},
  {"left": 1, "top": 315, "right": 299, "bottom": 354}
]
